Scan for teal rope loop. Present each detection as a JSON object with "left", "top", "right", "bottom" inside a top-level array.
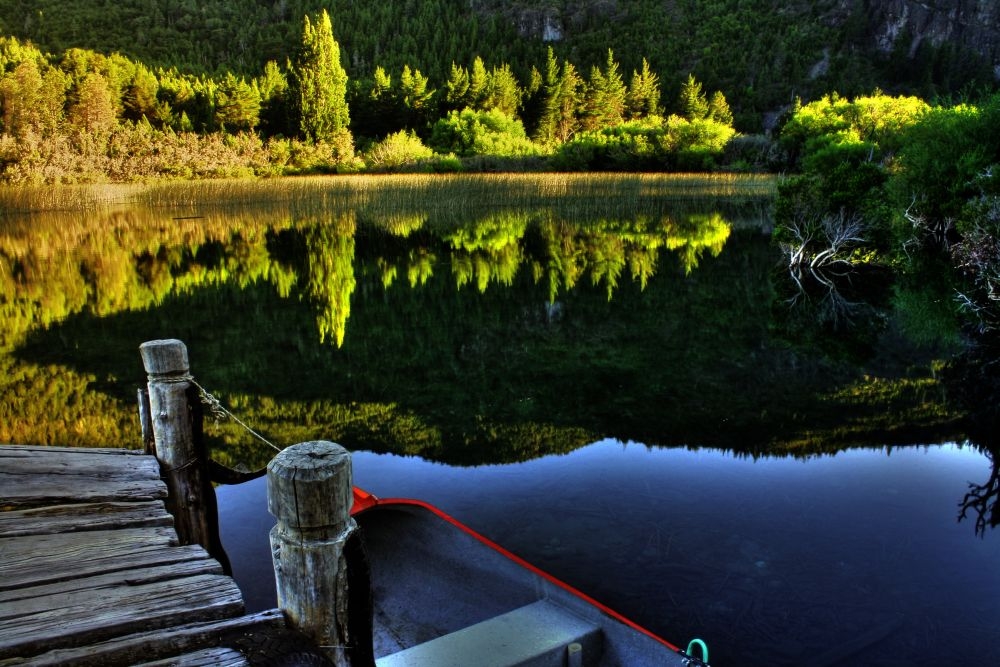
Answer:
[{"left": 686, "top": 638, "right": 709, "bottom": 663}]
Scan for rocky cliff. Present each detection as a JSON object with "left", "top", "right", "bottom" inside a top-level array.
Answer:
[
  {"left": 861, "top": 0, "right": 1000, "bottom": 74},
  {"left": 488, "top": 0, "right": 1000, "bottom": 80}
]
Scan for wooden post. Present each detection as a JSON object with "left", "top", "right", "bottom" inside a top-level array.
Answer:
[
  {"left": 139, "top": 339, "right": 212, "bottom": 551},
  {"left": 267, "top": 441, "right": 369, "bottom": 667},
  {"left": 137, "top": 388, "right": 155, "bottom": 455}
]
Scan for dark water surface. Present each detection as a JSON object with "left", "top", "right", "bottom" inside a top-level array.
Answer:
[
  {"left": 3, "top": 176, "right": 997, "bottom": 665},
  {"left": 218, "top": 442, "right": 1000, "bottom": 666}
]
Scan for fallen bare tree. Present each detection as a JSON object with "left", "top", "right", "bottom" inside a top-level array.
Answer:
[
  {"left": 780, "top": 209, "right": 869, "bottom": 327},
  {"left": 780, "top": 208, "right": 866, "bottom": 272}
]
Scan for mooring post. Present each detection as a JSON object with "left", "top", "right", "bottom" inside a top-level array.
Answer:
[
  {"left": 139, "top": 339, "right": 212, "bottom": 550},
  {"left": 268, "top": 441, "right": 370, "bottom": 667}
]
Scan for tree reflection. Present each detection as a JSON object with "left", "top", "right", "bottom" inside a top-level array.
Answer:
[
  {"left": 2, "top": 189, "right": 968, "bottom": 464},
  {"left": 959, "top": 445, "right": 1000, "bottom": 537},
  {"left": 304, "top": 213, "right": 357, "bottom": 347}
]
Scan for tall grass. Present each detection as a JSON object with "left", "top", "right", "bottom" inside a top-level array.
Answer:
[{"left": 0, "top": 172, "right": 776, "bottom": 219}]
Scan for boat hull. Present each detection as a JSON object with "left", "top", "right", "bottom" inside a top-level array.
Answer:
[{"left": 353, "top": 494, "right": 698, "bottom": 667}]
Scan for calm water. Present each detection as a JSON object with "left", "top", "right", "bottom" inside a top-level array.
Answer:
[
  {"left": 2, "top": 175, "right": 996, "bottom": 665},
  {"left": 218, "top": 441, "right": 1000, "bottom": 666}
]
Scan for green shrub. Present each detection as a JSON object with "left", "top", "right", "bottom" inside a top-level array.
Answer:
[
  {"left": 552, "top": 121, "right": 664, "bottom": 171},
  {"left": 363, "top": 130, "right": 434, "bottom": 171},
  {"left": 429, "top": 108, "right": 539, "bottom": 158}
]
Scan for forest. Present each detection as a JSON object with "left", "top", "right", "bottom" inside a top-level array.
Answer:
[
  {"left": 1, "top": 0, "right": 996, "bottom": 184},
  {"left": 0, "top": 9, "right": 744, "bottom": 184}
]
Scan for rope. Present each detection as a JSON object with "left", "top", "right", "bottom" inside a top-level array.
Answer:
[
  {"left": 685, "top": 638, "right": 710, "bottom": 665},
  {"left": 189, "top": 378, "right": 284, "bottom": 454},
  {"left": 162, "top": 456, "right": 200, "bottom": 474}
]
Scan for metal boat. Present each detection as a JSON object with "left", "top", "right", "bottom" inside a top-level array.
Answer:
[{"left": 352, "top": 489, "right": 710, "bottom": 667}]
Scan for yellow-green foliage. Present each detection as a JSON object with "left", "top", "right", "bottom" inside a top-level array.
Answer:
[
  {"left": 780, "top": 92, "right": 929, "bottom": 164},
  {"left": 363, "top": 130, "right": 435, "bottom": 171},
  {"left": 0, "top": 174, "right": 773, "bottom": 452},
  {"left": 0, "top": 357, "right": 139, "bottom": 447}
]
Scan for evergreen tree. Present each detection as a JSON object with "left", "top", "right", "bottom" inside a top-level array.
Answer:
[
  {"left": 626, "top": 58, "right": 661, "bottom": 119},
  {"left": 707, "top": 90, "right": 733, "bottom": 125},
  {"left": 123, "top": 64, "right": 160, "bottom": 124},
  {"left": 371, "top": 66, "right": 393, "bottom": 99},
  {"left": 37, "top": 66, "right": 68, "bottom": 137},
  {"left": 556, "top": 60, "right": 584, "bottom": 142},
  {"left": 532, "top": 47, "right": 562, "bottom": 144},
  {"left": 67, "top": 72, "right": 116, "bottom": 138},
  {"left": 214, "top": 73, "right": 261, "bottom": 132},
  {"left": 679, "top": 73, "right": 709, "bottom": 120},
  {"left": 0, "top": 59, "right": 47, "bottom": 137},
  {"left": 257, "top": 60, "right": 290, "bottom": 137},
  {"left": 468, "top": 56, "right": 488, "bottom": 108},
  {"left": 397, "top": 64, "right": 435, "bottom": 133},
  {"left": 348, "top": 66, "right": 397, "bottom": 140},
  {"left": 520, "top": 64, "right": 544, "bottom": 136},
  {"left": 291, "top": 9, "right": 350, "bottom": 143},
  {"left": 399, "top": 65, "right": 433, "bottom": 111},
  {"left": 483, "top": 63, "right": 521, "bottom": 117},
  {"left": 582, "top": 49, "right": 626, "bottom": 131},
  {"left": 444, "top": 62, "right": 470, "bottom": 111}
]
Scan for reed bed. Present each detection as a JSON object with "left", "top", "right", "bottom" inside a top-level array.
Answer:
[{"left": 0, "top": 172, "right": 776, "bottom": 219}]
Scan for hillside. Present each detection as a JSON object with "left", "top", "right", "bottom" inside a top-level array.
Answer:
[{"left": 1, "top": 0, "right": 997, "bottom": 129}]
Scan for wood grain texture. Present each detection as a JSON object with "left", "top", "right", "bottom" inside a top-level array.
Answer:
[
  {"left": 3, "top": 610, "right": 287, "bottom": 667},
  {"left": 137, "top": 647, "right": 248, "bottom": 666},
  {"left": 0, "top": 501, "right": 173, "bottom": 537},
  {"left": 0, "top": 574, "right": 245, "bottom": 659},
  {"left": 0, "top": 445, "right": 166, "bottom": 509},
  {"left": 1, "top": 526, "right": 189, "bottom": 590},
  {"left": 0, "top": 444, "right": 278, "bottom": 665}
]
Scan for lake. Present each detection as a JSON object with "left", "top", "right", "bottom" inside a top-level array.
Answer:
[{"left": 2, "top": 174, "right": 997, "bottom": 665}]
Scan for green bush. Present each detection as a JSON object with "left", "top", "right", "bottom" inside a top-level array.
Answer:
[
  {"left": 552, "top": 121, "right": 664, "bottom": 171},
  {"left": 665, "top": 116, "right": 736, "bottom": 170},
  {"left": 363, "top": 130, "right": 434, "bottom": 171},
  {"left": 551, "top": 116, "right": 737, "bottom": 172},
  {"left": 429, "top": 108, "right": 540, "bottom": 158}
]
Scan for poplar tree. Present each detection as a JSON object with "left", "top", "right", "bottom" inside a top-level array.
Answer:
[{"left": 291, "top": 9, "right": 349, "bottom": 142}]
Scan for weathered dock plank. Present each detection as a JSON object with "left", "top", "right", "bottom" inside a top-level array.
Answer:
[
  {"left": 1, "top": 526, "right": 191, "bottom": 590},
  {"left": 0, "top": 444, "right": 277, "bottom": 665},
  {"left": 0, "top": 573, "right": 244, "bottom": 660},
  {"left": 0, "top": 559, "right": 224, "bottom": 606},
  {"left": 138, "top": 647, "right": 248, "bottom": 666},
  {"left": 0, "top": 609, "right": 301, "bottom": 667},
  {"left": 0, "top": 445, "right": 166, "bottom": 509},
  {"left": 0, "top": 500, "right": 173, "bottom": 538},
  {"left": 1, "top": 343, "right": 337, "bottom": 666}
]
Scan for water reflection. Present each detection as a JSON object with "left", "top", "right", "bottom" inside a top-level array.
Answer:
[
  {"left": 3, "top": 176, "right": 997, "bottom": 663},
  {"left": 959, "top": 446, "right": 1000, "bottom": 536},
  {"left": 217, "top": 440, "right": 1000, "bottom": 666},
  {"left": 1, "top": 195, "right": 963, "bottom": 464}
]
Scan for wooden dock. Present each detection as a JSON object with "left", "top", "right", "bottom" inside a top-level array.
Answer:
[{"left": 0, "top": 444, "right": 329, "bottom": 666}]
